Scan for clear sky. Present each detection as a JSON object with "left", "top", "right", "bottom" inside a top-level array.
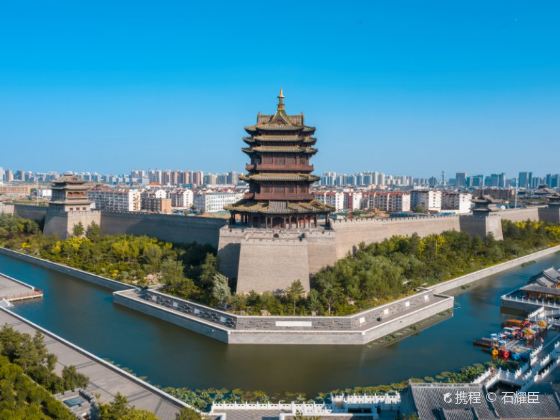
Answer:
[{"left": 1, "top": 1, "right": 559, "bottom": 177}]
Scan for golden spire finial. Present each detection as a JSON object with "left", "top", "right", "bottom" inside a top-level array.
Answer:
[{"left": 277, "top": 88, "right": 285, "bottom": 111}]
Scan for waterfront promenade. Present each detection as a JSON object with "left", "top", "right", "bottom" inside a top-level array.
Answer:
[{"left": 0, "top": 307, "right": 188, "bottom": 420}]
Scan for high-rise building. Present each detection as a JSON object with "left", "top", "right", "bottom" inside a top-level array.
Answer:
[
  {"left": 191, "top": 171, "right": 204, "bottom": 186},
  {"left": 455, "top": 172, "right": 467, "bottom": 188},
  {"left": 518, "top": 171, "right": 533, "bottom": 189},
  {"left": 225, "top": 90, "right": 332, "bottom": 228},
  {"left": 227, "top": 171, "right": 240, "bottom": 185}
]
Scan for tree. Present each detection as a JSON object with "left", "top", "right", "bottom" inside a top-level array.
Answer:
[
  {"left": 161, "top": 258, "right": 186, "bottom": 285},
  {"left": 72, "top": 222, "right": 85, "bottom": 237},
  {"left": 99, "top": 393, "right": 158, "bottom": 420},
  {"left": 285, "top": 280, "right": 306, "bottom": 315},
  {"left": 62, "top": 365, "right": 89, "bottom": 391},
  {"left": 86, "top": 222, "right": 101, "bottom": 240},
  {"left": 176, "top": 407, "right": 203, "bottom": 420},
  {"left": 199, "top": 254, "right": 218, "bottom": 289},
  {"left": 211, "top": 273, "right": 231, "bottom": 306}
]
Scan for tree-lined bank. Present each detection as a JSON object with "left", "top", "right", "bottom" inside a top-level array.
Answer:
[{"left": 2, "top": 214, "right": 560, "bottom": 316}]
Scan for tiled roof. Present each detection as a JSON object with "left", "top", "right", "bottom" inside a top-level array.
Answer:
[
  {"left": 240, "top": 173, "right": 319, "bottom": 182},
  {"left": 402, "top": 383, "right": 498, "bottom": 420},
  {"left": 225, "top": 199, "right": 332, "bottom": 214},
  {"left": 521, "top": 283, "right": 560, "bottom": 296},
  {"left": 491, "top": 390, "right": 560, "bottom": 418},
  {"left": 242, "top": 146, "right": 317, "bottom": 154}
]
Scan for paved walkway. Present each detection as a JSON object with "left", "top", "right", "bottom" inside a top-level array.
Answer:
[{"left": 0, "top": 308, "right": 186, "bottom": 419}]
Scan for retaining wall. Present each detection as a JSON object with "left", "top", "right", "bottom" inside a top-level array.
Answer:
[
  {"left": 431, "top": 244, "right": 560, "bottom": 295},
  {"left": 114, "top": 288, "right": 453, "bottom": 345},
  {"left": 0, "top": 248, "right": 133, "bottom": 291},
  {"left": 113, "top": 286, "right": 453, "bottom": 344}
]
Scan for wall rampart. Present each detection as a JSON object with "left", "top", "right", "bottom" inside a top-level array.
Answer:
[
  {"left": 100, "top": 211, "right": 224, "bottom": 247},
  {"left": 13, "top": 204, "right": 48, "bottom": 223},
  {"left": 332, "top": 215, "right": 461, "bottom": 258}
]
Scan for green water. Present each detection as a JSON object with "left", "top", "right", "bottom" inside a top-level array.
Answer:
[{"left": 2, "top": 252, "right": 560, "bottom": 396}]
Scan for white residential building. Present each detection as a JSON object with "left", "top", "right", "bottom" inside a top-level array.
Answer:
[
  {"left": 365, "top": 191, "right": 411, "bottom": 212},
  {"left": 343, "top": 190, "right": 363, "bottom": 211},
  {"left": 88, "top": 187, "right": 141, "bottom": 212},
  {"left": 169, "top": 189, "right": 194, "bottom": 208},
  {"left": 442, "top": 192, "right": 472, "bottom": 214},
  {"left": 193, "top": 191, "right": 244, "bottom": 213},
  {"left": 411, "top": 190, "right": 442, "bottom": 212},
  {"left": 313, "top": 190, "right": 344, "bottom": 212}
]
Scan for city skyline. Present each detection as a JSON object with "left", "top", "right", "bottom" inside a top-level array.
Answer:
[
  {"left": 2, "top": 165, "right": 559, "bottom": 190},
  {"left": 2, "top": 2, "right": 560, "bottom": 175}
]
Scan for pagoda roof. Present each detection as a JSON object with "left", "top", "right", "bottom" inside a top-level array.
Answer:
[
  {"left": 244, "top": 91, "right": 317, "bottom": 135},
  {"left": 253, "top": 135, "right": 311, "bottom": 141},
  {"left": 239, "top": 173, "right": 319, "bottom": 182},
  {"left": 52, "top": 174, "right": 86, "bottom": 185},
  {"left": 242, "top": 137, "right": 316, "bottom": 146},
  {"left": 242, "top": 146, "right": 317, "bottom": 154},
  {"left": 225, "top": 199, "right": 333, "bottom": 215}
]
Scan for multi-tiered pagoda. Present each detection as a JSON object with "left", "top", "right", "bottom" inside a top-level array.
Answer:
[{"left": 226, "top": 90, "right": 332, "bottom": 229}]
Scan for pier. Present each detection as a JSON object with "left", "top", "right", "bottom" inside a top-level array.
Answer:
[{"left": 0, "top": 272, "right": 42, "bottom": 305}]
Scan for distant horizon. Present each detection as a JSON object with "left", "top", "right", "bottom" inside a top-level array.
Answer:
[{"left": 2, "top": 2, "right": 559, "bottom": 175}]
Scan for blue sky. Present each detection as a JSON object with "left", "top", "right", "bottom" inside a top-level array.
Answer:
[{"left": 1, "top": 1, "right": 559, "bottom": 177}]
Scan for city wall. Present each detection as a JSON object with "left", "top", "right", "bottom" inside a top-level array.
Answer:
[
  {"left": 13, "top": 203, "right": 48, "bottom": 224},
  {"left": 43, "top": 209, "right": 101, "bottom": 238},
  {"left": 100, "top": 211, "right": 226, "bottom": 247},
  {"left": 331, "top": 215, "right": 461, "bottom": 259},
  {"left": 11, "top": 204, "right": 225, "bottom": 246},
  {"left": 499, "top": 207, "right": 542, "bottom": 222},
  {"left": 219, "top": 227, "right": 338, "bottom": 292},
  {"left": 0, "top": 203, "right": 15, "bottom": 215}
]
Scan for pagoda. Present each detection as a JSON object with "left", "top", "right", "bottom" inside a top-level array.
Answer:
[{"left": 225, "top": 90, "right": 332, "bottom": 229}]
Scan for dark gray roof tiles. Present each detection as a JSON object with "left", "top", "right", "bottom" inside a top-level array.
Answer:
[
  {"left": 404, "top": 383, "right": 498, "bottom": 420},
  {"left": 440, "top": 407, "right": 478, "bottom": 420}
]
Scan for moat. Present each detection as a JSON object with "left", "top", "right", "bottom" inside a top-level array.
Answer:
[{"left": 2, "top": 251, "right": 560, "bottom": 396}]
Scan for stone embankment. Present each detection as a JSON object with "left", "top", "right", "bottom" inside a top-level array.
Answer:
[
  {"left": 0, "top": 307, "right": 192, "bottom": 419},
  {"left": 3, "top": 244, "right": 560, "bottom": 345}
]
